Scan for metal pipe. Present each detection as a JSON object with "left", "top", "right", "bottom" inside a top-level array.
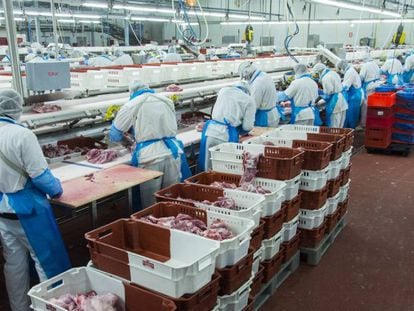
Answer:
[
  {"left": 50, "top": 0, "right": 59, "bottom": 53},
  {"left": 306, "top": 3, "right": 311, "bottom": 48},
  {"left": 2, "top": 0, "right": 24, "bottom": 95},
  {"left": 35, "top": 17, "right": 42, "bottom": 43}
]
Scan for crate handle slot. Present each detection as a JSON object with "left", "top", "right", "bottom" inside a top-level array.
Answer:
[
  {"left": 98, "top": 228, "right": 113, "bottom": 239},
  {"left": 198, "top": 255, "right": 212, "bottom": 271},
  {"left": 46, "top": 279, "right": 64, "bottom": 292}
]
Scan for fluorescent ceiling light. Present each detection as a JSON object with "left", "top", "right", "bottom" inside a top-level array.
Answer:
[
  {"left": 82, "top": 2, "right": 108, "bottom": 9},
  {"left": 311, "top": 0, "right": 400, "bottom": 17},
  {"left": 25, "top": 11, "right": 52, "bottom": 17},
  {"left": 187, "top": 11, "right": 225, "bottom": 17},
  {"left": 129, "top": 16, "right": 170, "bottom": 22},
  {"left": 113, "top": 5, "right": 174, "bottom": 14},
  {"left": 55, "top": 13, "right": 100, "bottom": 19},
  {"left": 58, "top": 19, "right": 75, "bottom": 23},
  {"left": 221, "top": 19, "right": 413, "bottom": 25},
  {"left": 228, "top": 14, "right": 266, "bottom": 20},
  {"left": 79, "top": 20, "right": 100, "bottom": 24}
]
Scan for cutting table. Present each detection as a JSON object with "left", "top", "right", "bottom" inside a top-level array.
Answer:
[{"left": 51, "top": 164, "right": 162, "bottom": 226}]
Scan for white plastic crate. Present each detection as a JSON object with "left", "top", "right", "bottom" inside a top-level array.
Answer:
[
  {"left": 262, "top": 129, "right": 309, "bottom": 141},
  {"left": 252, "top": 246, "right": 263, "bottom": 277},
  {"left": 300, "top": 166, "right": 329, "bottom": 191},
  {"left": 277, "top": 124, "right": 320, "bottom": 133},
  {"left": 328, "top": 155, "right": 344, "bottom": 180},
  {"left": 70, "top": 70, "right": 108, "bottom": 91},
  {"left": 341, "top": 147, "right": 353, "bottom": 169},
  {"left": 299, "top": 203, "right": 328, "bottom": 230},
  {"left": 218, "top": 279, "right": 252, "bottom": 311},
  {"left": 282, "top": 215, "right": 299, "bottom": 242},
  {"left": 284, "top": 174, "right": 301, "bottom": 200},
  {"left": 210, "top": 143, "right": 264, "bottom": 163},
  {"left": 195, "top": 188, "right": 264, "bottom": 228},
  {"left": 29, "top": 267, "right": 127, "bottom": 311},
  {"left": 326, "top": 192, "right": 341, "bottom": 215},
  {"left": 249, "top": 178, "right": 286, "bottom": 217},
  {"left": 261, "top": 229, "right": 283, "bottom": 261},
  {"left": 338, "top": 180, "right": 351, "bottom": 203}
]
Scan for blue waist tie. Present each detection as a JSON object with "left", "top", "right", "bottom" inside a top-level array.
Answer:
[
  {"left": 290, "top": 101, "right": 322, "bottom": 126},
  {"left": 198, "top": 119, "right": 239, "bottom": 172},
  {"left": 131, "top": 136, "right": 191, "bottom": 181}
]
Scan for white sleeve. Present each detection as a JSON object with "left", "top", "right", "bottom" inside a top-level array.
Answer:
[
  {"left": 381, "top": 61, "right": 389, "bottom": 72},
  {"left": 20, "top": 130, "right": 48, "bottom": 179},
  {"left": 242, "top": 98, "right": 256, "bottom": 132},
  {"left": 113, "top": 99, "right": 137, "bottom": 132},
  {"left": 284, "top": 81, "right": 298, "bottom": 99},
  {"left": 342, "top": 71, "right": 353, "bottom": 89},
  {"left": 360, "top": 65, "right": 367, "bottom": 81},
  {"left": 322, "top": 76, "right": 335, "bottom": 95}
]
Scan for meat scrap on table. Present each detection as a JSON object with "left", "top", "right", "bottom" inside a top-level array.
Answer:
[
  {"left": 32, "top": 103, "right": 62, "bottom": 113},
  {"left": 48, "top": 291, "right": 122, "bottom": 311},
  {"left": 86, "top": 149, "right": 118, "bottom": 164}
]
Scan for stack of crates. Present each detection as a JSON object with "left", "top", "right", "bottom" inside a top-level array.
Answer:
[
  {"left": 365, "top": 91, "right": 397, "bottom": 149},
  {"left": 392, "top": 90, "right": 414, "bottom": 144}
]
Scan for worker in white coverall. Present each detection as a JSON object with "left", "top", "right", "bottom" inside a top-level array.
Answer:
[
  {"left": 1, "top": 49, "right": 10, "bottom": 63},
  {"left": 312, "top": 63, "right": 348, "bottom": 128},
  {"left": 0, "top": 90, "right": 71, "bottom": 311},
  {"left": 28, "top": 49, "right": 45, "bottom": 63},
  {"left": 360, "top": 54, "right": 381, "bottom": 127},
  {"left": 109, "top": 81, "right": 190, "bottom": 208},
  {"left": 238, "top": 61, "right": 281, "bottom": 127},
  {"left": 403, "top": 49, "right": 414, "bottom": 83},
  {"left": 24, "top": 48, "right": 36, "bottom": 63},
  {"left": 198, "top": 81, "right": 256, "bottom": 171},
  {"left": 337, "top": 60, "right": 364, "bottom": 129},
  {"left": 89, "top": 49, "right": 114, "bottom": 67},
  {"left": 163, "top": 46, "right": 183, "bottom": 63},
  {"left": 277, "top": 63, "right": 321, "bottom": 126},
  {"left": 113, "top": 49, "right": 134, "bottom": 66},
  {"left": 381, "top": 51, "right": 404, "bottom": 85}
]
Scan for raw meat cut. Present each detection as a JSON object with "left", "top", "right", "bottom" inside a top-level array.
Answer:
[
  {"left": 141, "top": 213, "right": 234, "bottom": 241},
  {"left": 86, "top": 149, "right": 118, "bottom": 164},
  {"left": 32, "top": 103, "right": 62, "bottom": 113},
  {"left": 240, "top": 151, "right": 261, "bottom": 186},
  {"left": 209, "top": 180, "right": 271, "bottom": 194},
  {"left": 48, "top": 291, "right": 122, "bottom": 311},
  {"left": 196, "top": 121, "right": 205, "bottom": 132},
  {"left": 42, "top": 144, "right": 91, "bottom": 159},
  {"left": 211, "top": 197, "right": 237, "bottom": 210},
  {"left": 210, "top": 181, "right": 238, "bottom": 189},
  {"left": 166, "top": 84, "right": 183, "bottom": 92}
]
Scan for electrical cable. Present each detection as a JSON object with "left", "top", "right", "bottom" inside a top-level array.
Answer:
[
  {"left": 128, "top": 21, "right": 143, "bottom": 46},
  {"left": 284, "top": 0, "right": 299, "bottom": 63}
]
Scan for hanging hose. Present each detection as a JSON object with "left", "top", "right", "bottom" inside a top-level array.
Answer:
[{"left": 284, "top": 0, "right": 299, "bottom": 64}]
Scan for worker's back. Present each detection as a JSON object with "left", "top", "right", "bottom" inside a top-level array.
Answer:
[
  {"left": 381, "top": 58, "right": 403, "bottom": 74},
  {"left": 360, "top": 61, "right": 381, "bottom": 83},
  {"left": 284, "top": 76, "right": 318, "bottom": 107},
  {"left": 343, "top": 66, "right": 362, "bottom": 89},
  {"left": 114, "top": 54, "right": 134, "bottom": 66}
]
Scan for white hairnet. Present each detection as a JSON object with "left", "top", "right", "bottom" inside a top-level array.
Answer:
[
  {"left": 294, "top": 63, "right": 308, "bottom": 77},
  {"left": 27, "top": 47, "right": 33, "bottom": 54},
  {"left": 103, "top": 48, "right": 110, "bottom": 55},
  {"left": 312, "top": 63, "right": 326, "bottom": 76},
  {"left": 49, "top": 51, "right": 56, "bottom": 59},
  {"left": 362, "top": 53, "right": 372, "bottom": 63},
  {"left": 36, "top": 49, "right": 42, "bottom": 55},
  {"left": 234, "top": 81, "right": 251, "bottom": 95},
  {"left": 114, "top": 49, "right": 123, "bottom": 57},
  {"left": 336, "top": 59, "right": 349, "bottom": 73},
  {"left": 238, "top": 61, "right": 257, "bottom": 80},
  {"left": 0, "top": 89, "right": 24, "bottom": 120},
  {"left": 129, "top": 81, "right": 150, "bottom": 95}
]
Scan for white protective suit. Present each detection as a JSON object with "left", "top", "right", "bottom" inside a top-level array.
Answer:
[
  {"left": 113, "top": 53, "right": 134, "bottom": 66},
  {"left": 320, "top": 69, "right": 348, "bottom": 128},
  {"left": 360, "top": 60, "right": 381, "bottom": 127},
  {"left": 88, "top": 55, "right": 114, "bottom": 67},
  {"left": 404, "top": 54, "right": 414, "bottom": 83},
  {"left": 249, "top": 71, "right": 280, "bottom": 127},
  {"left": 28, "top": 55, "right": 45, "bottom": 63},
  {"left": 164, "top": 53, "right": 183, "bottom": 63},
  {"left": 202, "top": 86, "right": 256, "bottom": 170},
  {"left": 381, "top": 58, "right": 403, "bottom": 84},
  {"left": 112, "top": 93, "right": 181, "bottom": 207},
  {"left": 284, "top": 75, "right": 319, "bottom": 125}
]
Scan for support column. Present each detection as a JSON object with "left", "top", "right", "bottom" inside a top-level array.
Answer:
[
  {"left": 35, "top": 17, "right": 42, "bottom": 43},
  {"left": 124, "top": 19, "right": 130, "bottom": 46},
  {"left": 50, "top": 0, "right": 59, "bottom": 53}
]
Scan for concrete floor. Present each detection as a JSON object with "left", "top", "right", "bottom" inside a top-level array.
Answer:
[
  {"left": 0, "top": 145, "right": 413, "bottom": 310},
  {"left": 262, "top": 148, "right": 414, "bottom": 311}
]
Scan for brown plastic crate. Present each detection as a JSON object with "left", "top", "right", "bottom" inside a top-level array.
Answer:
[
  {"left": 291, "top": 139, "right": 332, "bottom": 170},
  {"left": 250, "top": 265, "right": 264, "bottom": 299},
  {"left": 283, "top": 193, "right": 301, "bottom": 222},
  {"left": 124, "top": 282, "right": 177, "bottom": 311},
  {"left": 262, "top": 209, "right": 284, "bottom": 240},
  {"left": 243, "top": 298, "right": 255, "bottom": 311},
  {"left": 319, "top": 127, "right": 355, "bottom": 151},
  {"left": 340, "top": 164, "right": 352, "bottom": 187},
  {"left": 217, "top": 248, "right": 254, "bottom": 296},
  {"left": 185, "top": 171, "right": 241, "bottom": 186},
  {"left": 338, "top": 196, "right": 349, "bottom": 219},
  {"left": 327, "top": 175, "right": 341, "bottom": 198},
  {"left": 307, "top": 133, "right": 345, "bottom": 161},
  {"left": 325, "top": 209, "right": 340, "bottom": 234},
  {"left": 365, "top": 127, "right": 392, "bottom": 149},
  {"left": 257, "top": 147, "right": 305, "bottom": 180},
  {"left": 299, "top": 221, "right": 326, "bottom": 248},
  {"left": 155, "top": 183, "right": 223, "bottom": 206},
  {"left": 282, "top": 232, "right": 300, "bottom": 263},
  {"left": 249, "top": 220, "right": 265, "bottom": 253},
  {"left": 300, "top": 185, "right": 328, "bottom": 210},
  {"left": 262, "top": 251, "right": 283, "bottom": 284}
]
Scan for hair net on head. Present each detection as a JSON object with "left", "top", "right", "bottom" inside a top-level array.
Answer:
[
  {"left": 103, "top": 48, "right": 110, "bottom": 55},
  {"left": 0, "top": 89, "right": 24, "bottom": 120},
  {"left": 49, "top": 51, "right": 56, "bottom": 59},
  {"left": 234, "top": 81, "right": 251, "bottom": 95},
  {"left": 238, "top": 61, "right": 257, "bottom": 80},
  {"left": 36, "top": 49, "right": 42, "bottom": 55},
  {"left": 27, "top": 47, "right": 33, "bottom": 54},
  {"left": 293, "top": 63, "right": 308, "bottom": 77},
  {"left": 114, "top": 49, "right": 123, "bottom": 57},
  {"left": 312, "top": 63, "right": 326, "bottom": 76},
  {"left": 336, "top": 60, "right": 348, "bottom": 73},
  {"left": 362, "top": 53, "right": 372, "bottom": 63},
  {"left": 129, "top": 81, "right": 150, "bottom": 95}
]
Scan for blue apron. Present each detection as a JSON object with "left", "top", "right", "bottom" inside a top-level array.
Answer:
[
  {"left": 198, "top": 119, "right": 239, "bottom": 172},
  {"left": 386, "top": 72, "right": 404, "bottom": 85},
  {"left": 131, "top": 137, "right": 191, "bottom": 182},
  {"left": 362, "top": 79, "right": 379, "bottom": 100},
  {"left": 403, "top": 70, "right": 414, "bottom": 84},
  {"left": 344, "top": 85, "right": 363, "bottom": 129},
  {"left": 0, "top": 119, "right": 71, "bottom": 278}
]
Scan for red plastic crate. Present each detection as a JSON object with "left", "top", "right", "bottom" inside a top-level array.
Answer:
[
  {"left": 365, "top": 127, "right": 392, "bottom": 149},
  {"left": 368, "top": 92, "right": 396, "bottom": 107},
  {"left": 366, "top": 115, "right": 394, "bottom": 128},
  {"left": 367, "top": 106, "right": 394, "bottom": 119}
]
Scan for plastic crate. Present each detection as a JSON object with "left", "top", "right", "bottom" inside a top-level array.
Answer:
[
  {"left": 250, "top": 265, "right": 264, "bottom": 299},
  {"left": 394, "top": 104, "right": 414, "bottom": 116},
  {"left": 299, "top": 221, "right": 326, "bottom": 248},
  {"left": 249, "top": 220, "right": 264, "bottom": 253},
  {"left": 367, "top": 92, "right": 396, "bottom": 107},
  {"left": 284, "top": 174, "right": 301, "bottom": 200},
  {"left": 341, "top": 147, "right": 353, "bottom": 170},
  {"left": 300, "top": 166, "right": 330, "bottom": 192},
  {"left": 261, "top": 251, "right": 284, "bottom": 284},
  {"left": 261, "top": 229, "right": 283, "bottom": 261},
  {"left": 392, "top": 129, "right": 414, "bottom": 144},
  {"left": 327, "top": 175, "right": 341, "bottom": 198},
  {"left": 366, "top": 115, "right": 394, "bottom": 128},
  {"left": 341, "top": 164, "right": 351, "bottom": 187},
  {"left": 154, "top": 183, "right": 264, "bottom": 227},
  {"left": 131, "top": 202, "right": 254, "bottom": 269},
  {"left": 299, "top": 203, "right": 328, "bottom": 230},
  {"left": 338, "top": 180, "right": 351, "bottom": 203},
  {"left": 338, "top": 196, "right": 349, "bottom": 220},
  {"left": 217, "top": 248, "right": 254, "bottom": 296},
  {"left": 365, "top": 127, "right": 392, "bottom": 149},
  {"left": 375, "top": 85, "right": 397, "bottom": 93},
  {"left": 281, "top": 232, "right": 300, "bottom": 263},
  {"left": 217, "top": 279, "right": 252, "bottom": 311},
  {"left": 300, "top": 185, "right": 329, "bottom": 210},
  {"left": 283, "top": 193, "right": 301, "bottom": 222},
  {"left": 282, "top": 215, "right": 299, "bottom": 242},
  {"left": 28, "top": 267, "right": 177, "bottom": 311},
  {"left": 252, "top": 246, "right": 263, "bottom": 276},
  {"left": 326, "top": 191, "right": 340, "bottom": 215},
  {"left": 185, "top": 171, "right": 286, "bottom": 217},
  {"left": 244, "top": 135, "right": 332, "bottom": 170},
  {"left": 210, "top": 143, "right": 305, "bottom": 181},
  {"left": 328, "top": 155, "right": 344, "bottom": 180},
  {"left": 262, "top": 208, "right": 284, "bottom": 240},
  {"left": 85, "top": 219, "right": 219, "bottom": 298},
  {"left": 325, "top": 209, "right": 341, "bottom": 234},
  {"left": 243, "top": 298, "right": 255, "bottom": 311}
]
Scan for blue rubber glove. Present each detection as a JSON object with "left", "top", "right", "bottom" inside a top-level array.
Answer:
[
  {"left": 277, "top": 91, "right": 289, "bottom": 102},
  {"left": 32, "top": 168, "right": 63, "bottom": 198},
  {"left": 109, "top": 124, "right": 123, "bottom": 142}
]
